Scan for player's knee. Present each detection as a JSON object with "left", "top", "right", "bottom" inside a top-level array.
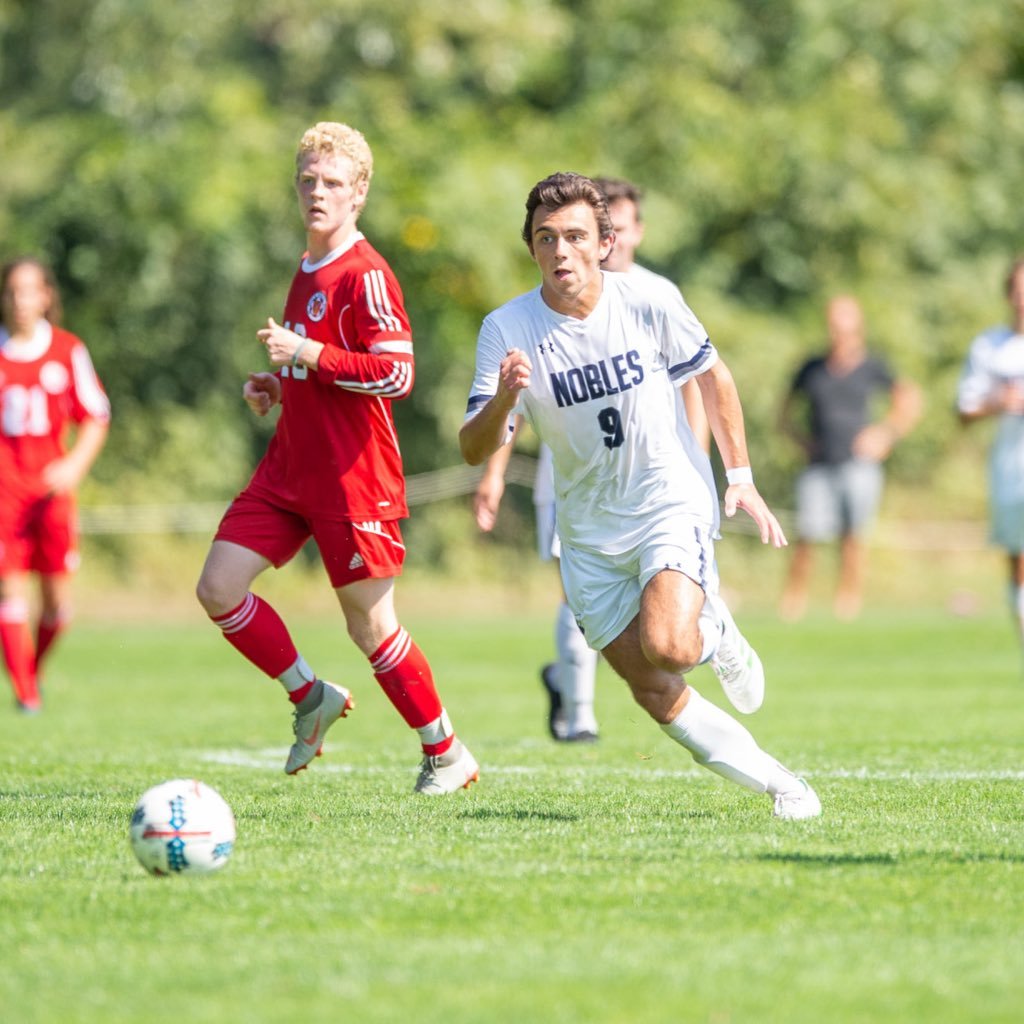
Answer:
[
  {"left": 195, "top": 572, "right": 237, "bottom": 617},
  {"left": 639, "top": 624, "right": 701, "bottom": 675}
]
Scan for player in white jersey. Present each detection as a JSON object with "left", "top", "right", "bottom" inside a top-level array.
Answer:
[
  {"left": 461, "top": 172, "right": 820, "bottom": 819},
  {"left": 957, "top": 256, "right": 1024, "bottom": 651},
  {"left": 473, "top": 178, "right": 715, "bottom": 742}
]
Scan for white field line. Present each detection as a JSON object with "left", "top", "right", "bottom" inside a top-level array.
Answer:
[{"left": 196, "top": 749, "right": 1024, "bottom": 782}]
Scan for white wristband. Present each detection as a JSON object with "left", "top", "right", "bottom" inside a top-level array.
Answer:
[
  {"left": 726, "top": 466, "right": 753, "bottom": 486},
  {"left": 292, "top": 338, "right": 310, "bottom": 367}
]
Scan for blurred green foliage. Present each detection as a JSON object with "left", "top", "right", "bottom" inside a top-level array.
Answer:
[{"left": 2, "top": 0, "right": 1022, "bottom": 531}]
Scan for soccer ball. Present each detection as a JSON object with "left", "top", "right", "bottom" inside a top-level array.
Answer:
[{"left": 129, "top": 779, "right": 236, "bottom": 876}]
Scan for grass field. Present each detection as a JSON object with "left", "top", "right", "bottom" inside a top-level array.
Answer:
[{"left": 2, "top": 591, "right": 1023, "bottom": 1024}]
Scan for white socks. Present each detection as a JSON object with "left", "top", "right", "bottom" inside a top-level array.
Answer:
[
  {"left": 1010, "top": 584, "right": 1024, "bottom": 641},
  {"left": 660, "top": 688, "right": 801, "bottom": 797},
  {"left": 696, "top": 600, "right": 723, "bottom": 665},
  {"left": 555, "top": 601, "right": 600, "bottom": 735}
]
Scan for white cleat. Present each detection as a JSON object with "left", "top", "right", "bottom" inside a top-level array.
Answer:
[
  {"left": 773, "top": 779, "right": 822, "bottom": 820},
  {"left": 708, "top": 594, "right": 765, "bottom": 714},
  {"left": 285, "top": 681, "right": 354, "bottom": 775},
  {"left": 414, "top": 739, "right": 480, "bottom": 796}
]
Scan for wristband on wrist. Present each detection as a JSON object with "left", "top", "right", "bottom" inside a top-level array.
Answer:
[
  {"left": 726, "top": 466, "right": 754, "bottom": 486},
  {"left": 291, "top": 338, "right": 310, "bottom": 367}
]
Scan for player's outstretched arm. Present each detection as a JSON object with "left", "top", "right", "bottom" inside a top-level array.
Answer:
[
  {"left": 724, "top": 482, "right": 788, "bottom": 548},
  {"left": 697, "top": 357, "right": 788, "bottom": 548}
]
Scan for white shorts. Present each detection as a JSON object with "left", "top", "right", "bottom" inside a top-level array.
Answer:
[
  {"left": 990, "top": 442, "right": 1024, "bottom": 553},
  {"left": 559, "top": 512, "right": 719, "bottom": 651},
  {"left": 990, "top": 498, "right": 1024, "bottom": 554}
]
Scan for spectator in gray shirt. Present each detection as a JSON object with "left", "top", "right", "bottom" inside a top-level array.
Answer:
[{"left": 778, "top": 295, "right": 921, "bottom": 621}]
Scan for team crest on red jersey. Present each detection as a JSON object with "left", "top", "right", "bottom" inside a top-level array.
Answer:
[
  {"left": 306, "top": 291, "right": 328, "bottom": 322},
  {"left": 39, "top": 360, "right": 70, "bottom": 394}
]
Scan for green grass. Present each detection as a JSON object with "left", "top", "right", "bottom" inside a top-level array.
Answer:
[{"left": 2, "top": 600, "right": 1023, "bottom": 1023}]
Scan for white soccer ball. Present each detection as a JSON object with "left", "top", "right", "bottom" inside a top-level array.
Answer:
[{"left": 129, "top": 779, "right": 236, "bottom": 876}]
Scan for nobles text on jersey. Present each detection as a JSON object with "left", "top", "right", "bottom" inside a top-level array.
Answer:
[{"left": 550, "top": 350, "right": 644, "bottom": 408}]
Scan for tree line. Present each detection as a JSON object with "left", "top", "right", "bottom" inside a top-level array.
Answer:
[{"left": 2, "top": 0, "right": 1021, "bottom": 545}]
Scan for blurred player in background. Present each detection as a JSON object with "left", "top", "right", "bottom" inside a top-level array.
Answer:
[
  {"left": 196, "top": 122, "right": 478, "bottom": 794},
  {"left": 778, "top": 295, "right": 921, "bottom": 621},
  {"left": 473, "top": 177, "right": 711, "bottom": 743},
  {"left": 462, "top": 172, "right": 819, "bottom": 819},
  {"left": 957, "top": 256, "right": 1024, "bottom": 652},
  {"left": 0, "top": 257, "right": 110, "bottom": 713}
]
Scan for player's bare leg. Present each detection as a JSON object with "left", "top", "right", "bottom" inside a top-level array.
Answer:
[
  {"left": 779, "top": 541, "right": 814, "bottom": 622},
  {"left": 602, "top": 572, "right": 819, "bottom": 818},
  {"left": 197, "top": 540, "right": 352, "bottom": 774},
  {"left": 835, "top": 533, "right": 866, "bottom": 621}
]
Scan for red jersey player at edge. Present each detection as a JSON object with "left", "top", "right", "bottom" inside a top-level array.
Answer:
[
  {"left": 196, "top": 122, "right": 479, "bottom": 795},
  {"left": 0, "top": 258, "right": 110, "bottom": 714}
]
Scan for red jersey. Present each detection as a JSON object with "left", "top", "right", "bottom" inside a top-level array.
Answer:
[
  {"left": 247, "top": 232, "right": 414, "bottom": 520},
  {"left": 0, "top": 321, "right": 110, "bottom": 503}
]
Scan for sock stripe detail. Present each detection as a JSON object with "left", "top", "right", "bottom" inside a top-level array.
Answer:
[
  {"left": 371, "top": 627, "right": 411, "bottom": 674},
  {"left": 213, "top": 593, "right": 258, "bottom": 635}
]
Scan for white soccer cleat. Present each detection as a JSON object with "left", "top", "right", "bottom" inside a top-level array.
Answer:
[
  {"left": 708, "top": 594, "right": 765, "bottom": 714},
  {"left": 285, "top": 681, "right": 353, "bottom": 775},
  {"left": 772, "top": 778, "right": 822, "bottom": 820},
  {"left": 414, "top": 739, "right": 480, "bottom": 796}
]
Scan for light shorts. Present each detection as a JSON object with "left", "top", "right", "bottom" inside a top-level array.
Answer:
[
  {"left": 535, "top": 501, "right": 561, "bottom": 562},
  {"left": 214, "top": 489, "right": 406, "bottom": 589},
  {"left": 795, "top": 459, "right": 884, "bottom": 542},
  {"left": 559, "top": 511, "right": 718, "bottom": 651},
  {"left": 989, "top": 444, "right": 1024, "bottom": 554},
  {"left": 0, "top": 491, "right": 79, "bottom": 576},
  {"left": 990, "top": 498, "right": 1024, "bottom": 554}
]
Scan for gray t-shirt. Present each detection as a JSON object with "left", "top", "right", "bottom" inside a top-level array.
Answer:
[{"left": 789, "top": 354, "right": 894, "bottom": 465}]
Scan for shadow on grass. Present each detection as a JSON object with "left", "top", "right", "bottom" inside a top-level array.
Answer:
[
  {"left": 756, "top": 850, "right": 1024, "bottom": 866},
  {"left": 458, "top": 807, "right": 580, "bottom": 823}
]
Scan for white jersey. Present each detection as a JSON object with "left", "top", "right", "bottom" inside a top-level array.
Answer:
[
  {"left": 957, "top": 325, "right": 1024, "bottom": 513},
  {"left": 467, "top": 270, "right": 717, "bottom": 556},
  {"left": 530, "top": 264, "right": 720, "bottom": 530}
]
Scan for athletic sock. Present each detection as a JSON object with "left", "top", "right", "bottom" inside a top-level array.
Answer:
[
  {"left": 696, "top": 594, "right": 725, "bottom": 665},
  {"left": 369, "top": 626, "right": 452, "bottom": 755},
  {"left": 35, "top": 611, "right": 67, "bottom": 671},
  {"left": 210, "top": 592, "right": 300, "bottom": 680},
  {"left": 294, "top": 677, "right": 325, "bottom": 714},
  {"left": 1011, "top": 584, "right": 1024, "bottom": 643},
  {"left": 661, "top": 687, "right": 796, "bottom": 794},
  {"left": 280, "top": 656, "right": 319, "bottom": 705},
  {"left": 555, "top": 601, "right": 599, "bottom": 735},
  {"left": 417, "top": 708, "right": 455, "bottom": 756},
  {"left": 0, "top": 598, "right": 39, "bottom": 706}
]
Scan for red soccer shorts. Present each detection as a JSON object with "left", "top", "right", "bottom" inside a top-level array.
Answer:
[
  {"left": 0, "top": 491, "right": 79, "bottom": 576},
  {"left": 214, "top": 489, "right": 406, "bottom": 588}
]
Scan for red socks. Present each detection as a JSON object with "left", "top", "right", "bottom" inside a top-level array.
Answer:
[
  {"left": 35, "top": 614, "right": 66, "bottom": 671},
  {"left": 211, "top": 599, "right": 454, "bottom": 755},
  {"left": 210, "top": 593, "right": 299, "bottom": 680},
  {"left": 370, "top": 627, "right": 453, "bottom": 755},
  {"left": 0, "top": 599, "right": 39, "bottom": 708}
]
